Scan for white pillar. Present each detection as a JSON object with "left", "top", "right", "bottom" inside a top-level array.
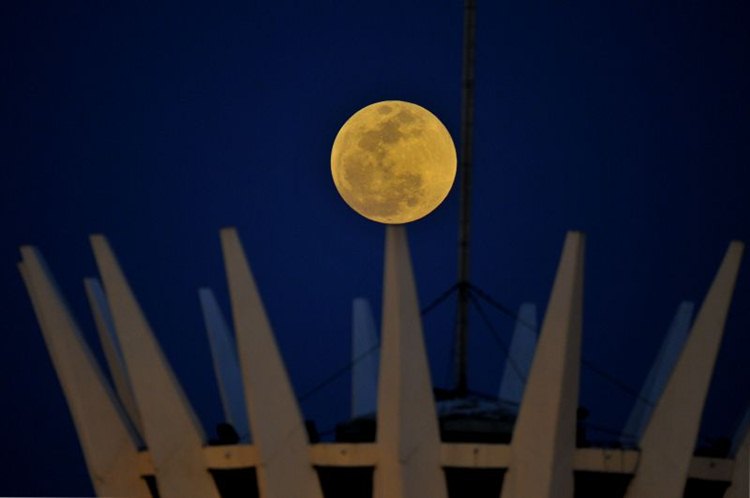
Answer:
[
  {"left": 84, "top": 277, "right": 143, "bottom": 437},
  {"left": 624, "top": 242, "right": 744, "bottom": 498},
  {"left": 620, "top": 301, "right": 694, "bottom": 446},
  {"left": 500, "top": 231, "right": 585, "bottom": 498},
  {"left": 220, "top": 228, "right": 323, "bottom": 498},
  {"left": 498, "top": 303, "right": 537, "bottom": 405},
  {"left": 352, "top": 297, "right": 379, "bottom": 418},
  {"left": 19, "top": 248, "right": 149, "bottom": 498},
  {"left": 90, "top": 235, "right": 222, "bottom": 498},
  {"left": 374, "top": 225, "right": 447, "bottom": 498},
  {"left": 198, "top": 287, "right": 250, "bottom": 441}
]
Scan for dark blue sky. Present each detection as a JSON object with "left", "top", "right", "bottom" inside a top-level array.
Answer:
[{"left": 2, "top": 2, "right": 749, "bottom": 495}]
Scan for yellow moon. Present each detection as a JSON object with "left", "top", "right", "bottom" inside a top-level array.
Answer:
[{"left": 331, "top": 100, "right": 457, "bottom": 224}]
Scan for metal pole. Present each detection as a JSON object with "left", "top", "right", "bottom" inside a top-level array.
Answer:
[{"left": 454, "top": 0, "right": 476, "bottom": 397}]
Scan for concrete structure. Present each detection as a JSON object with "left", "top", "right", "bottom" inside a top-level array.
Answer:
[
  {"left": 91, "top": 235, "right": 223, "bottom": 498},
  {"left": 199, "top": 287, "right": 251, "bottom": 441},
  {"left": 497, "top": 303, "right": 537, "bottom": 405},
  {"left": 374, "top": 226, "right": 447, "bottom": 498},
  {"left": 18, "top": 230, "right": 748, "bottom": 498},
  {"left": 19, "top": 248, "right": 149, "bottom": 498},
  {"left": 624, "top": 241, "right": 743, "bottom": 498},
  {"left": 221, "top": 227, "right": 324, "bottom": 498},
  {"left": 351, "top": 297, "right": 379, "bottom": 418},
  {"left": 500, "top": 231, "right": 584, "bottom": 498},
  {"left": 84, "top": 277, "right": 143, "bottom": 438},
  {"left": 620, "top": 301, "right": 694, "bottom": 446}
]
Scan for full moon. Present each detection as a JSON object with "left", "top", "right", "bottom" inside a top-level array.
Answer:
[{"left": 331, "top": 100, "right": 457, "bottom": 224}]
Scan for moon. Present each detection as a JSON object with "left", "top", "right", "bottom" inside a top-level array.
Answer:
[{"left": 331, "top": 100, "right": 457, "bottom": 224}]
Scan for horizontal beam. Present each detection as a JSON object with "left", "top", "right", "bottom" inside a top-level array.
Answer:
[
  {"left": 688, "top": 455, "right": 734, "bottom": 482},
  {"left": 440, "top": 443, "right": 511, "bottom": 468},
  {"left": 573, "top": 448, "right": 639, "bottom": 474},
  {"left": 133, "top": 444, "right": 735, "bottom": 482}
]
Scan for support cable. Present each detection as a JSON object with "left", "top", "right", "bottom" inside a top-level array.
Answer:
[
  {"left": 469, "top": 283, "right": 655, "bottom": 408},
  {"left": 299, "top": 284, "right": 459, "bottom": 403},
  {"left": 467, "top": 289, "right": 527, "bottom": 383}
]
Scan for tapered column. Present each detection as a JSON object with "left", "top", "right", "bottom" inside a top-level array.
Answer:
[
  {"left": 90, "top": 235, "right": 221, "bottom": 498},
  {"left": 199, "top": 287, "right": 250, "bottom": 440},
  {"left": 624, "top": 242, "right": 743, "bottom": 498},
  {"left": 500, "top": 231, "right": 585, "bottom": 498},
  {"left": 220, "top": 228, "right": 323, "bottom": 498},
  {"left": 374, "top": 225, "right": 447, "bottom": 498},
  {"left": 352, "top": 297, "right": 379, "bottom": 418},
  {"left": 498, "top": 303, "right": 537, "bottom": 405},
  {"left": 621, "top": 301, "right": 693, "bottom": 446},
  {"left": 84, "top": 277, "right": 143, "bottom": 436},
  {"left": 19, "top": 248, "right": 149, "bottom": 498}
]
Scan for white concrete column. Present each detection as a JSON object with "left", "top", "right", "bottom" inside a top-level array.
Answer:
[
  {"left": 84, "top": 277, "right": 143, "bottom": 437},
  {"left": 500, "top": 231, "right": 585, "bottom": 498},
  {"left": 624, "top": 241, "right": 744, "bottom": 498},
  {"left": 19, "top": 248, "right": 149, "bottom": 498},
  {"left": 621, "top": 301, "right": 694, "bottom": 446},
  {"left": 90, "top": 235, "right": 221, "bottom": 498},
  {"left": 220, "top": 227, "right": 323, "bottom": 498},
  {"left": 498, "top": 303, "right": 537, "bottom": 405},
  {"left": 374, "top": 225, "right": 447, "bottom": 498},
  {"left": 198, "top": 287, "right": 250, "bottom": 441},
  {"left": 352, "top": 297, "right": 379, "bottom": 418}
]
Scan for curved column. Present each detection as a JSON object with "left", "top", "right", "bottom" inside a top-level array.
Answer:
[
  {"left": 500, "top": 231, "right": 585, "bottom": 498},
  {"left": 624, "top": 241, "right": 744, "bottom": 498},
  {"left": 199, "top": 287, "right": 250, "bottom": 441},
  {"left": 84, "top": 277, "right": 143, "bottom": 437},
  {"left": 220, "top": 228, "right": 323, "bottom": 498},
  {"left": 621, "top": 301, "right": 693, "bottom": 446},
  {"left": 498, "top": 303, "right": 537, "bottom": 405},
  {"left": 374, "top": 226, "right": 447, "bottom": 498},
  {"left": 91, "top": 235, "right": 221, "bottom": 498},
  {"left": 19, "top": 248, "right": 149, "bottom": 498},
  {"left": 352, "top": 297, "right": 379, "bottom": 418}
]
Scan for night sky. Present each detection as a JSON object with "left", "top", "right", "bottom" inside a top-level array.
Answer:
[{"left": 2, "top": 2, "right": 750, "bottom": 495}]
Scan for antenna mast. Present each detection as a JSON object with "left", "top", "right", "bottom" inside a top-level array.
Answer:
[{"left": 454, "top": 0, "right": 476, "bottom": 397}]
